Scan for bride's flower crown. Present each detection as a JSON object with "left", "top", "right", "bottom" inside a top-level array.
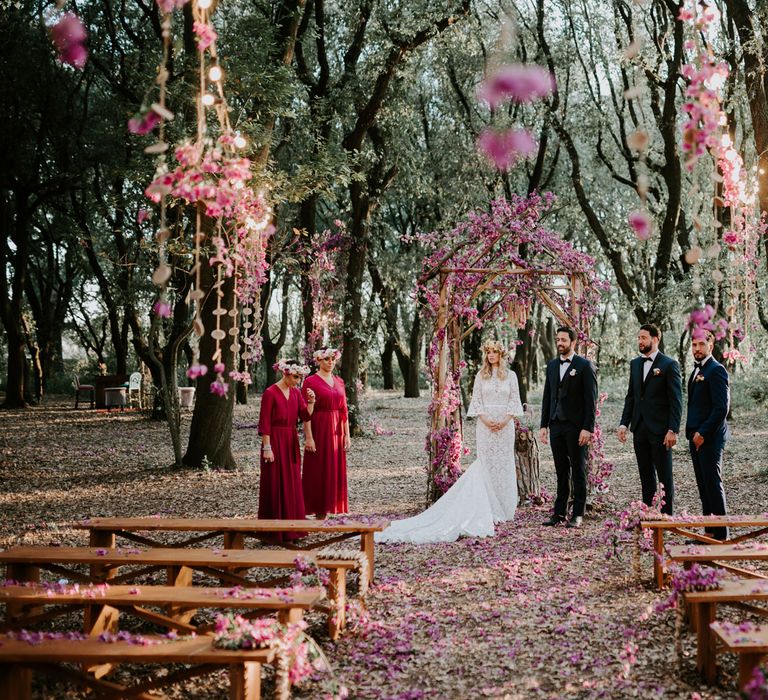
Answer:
[
  {"left": 313, "top": 348, "right": 341, "bottom": 361},
  {"left": 273, "top": 359, "right": 310, "bottom": 376},
  {"left": 482, "top": 340, "right": 507, "bottom": 357}
]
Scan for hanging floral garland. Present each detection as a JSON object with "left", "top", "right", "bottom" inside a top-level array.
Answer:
[{"left": 130, "top": 0, "right": 273, "bottom": 397}]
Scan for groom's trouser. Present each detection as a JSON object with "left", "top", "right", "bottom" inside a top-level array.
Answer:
[
  {"left": 550, "top": 421, "right": 587, "bottom": 519},
  {"left": 633, "top": 421, "right": 674, "bottom": 515},
  {"left": 689, "top": 435, "right": 728, "bottom": 540}
]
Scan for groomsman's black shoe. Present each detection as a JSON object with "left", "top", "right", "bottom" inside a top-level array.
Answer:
[
  {"left": 566, "top": 516, "right": 583, "bottom": 529},
  {"left": 542, "top": 516, "right": 565, "bottom": 526}
]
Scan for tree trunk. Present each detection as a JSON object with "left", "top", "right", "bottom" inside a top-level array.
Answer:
[
  {"left": 298, "top": 197, "right": 316, "bottom": 342},
  {"left": 381, "top": 338, "right": 395, "bottom": 389},
  {"left": 4, "top": 325, "right": 27, "bottom": 408},
  {"left": 183, "top": 262, "right": 237, "bottom": 470},
  {"left": 402, "top": 308, "right": 421, "bottom": 398},
  {"left": 340, "top": 181, "right": 370, "bottom": 434},
  {"left": 515, "top": 427, "right": 541, "bottom": 503}
]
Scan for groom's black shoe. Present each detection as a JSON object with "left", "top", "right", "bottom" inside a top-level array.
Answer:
[
  {"left": 566, "top": 516, "right": 583, "bottom": 529},
  {"left": 542, "top": 516, "right": 565, "bottom": 526}
]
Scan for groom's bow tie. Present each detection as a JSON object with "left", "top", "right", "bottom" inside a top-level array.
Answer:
[
  {"left": 643, "top": 356, "right": 654, "bottom": 362},
  {"left": 559, "top": 358, "right": 571, "bottom": 365},
  {"left": 693, "top": 361, "right": 703, "bottom": 369}
]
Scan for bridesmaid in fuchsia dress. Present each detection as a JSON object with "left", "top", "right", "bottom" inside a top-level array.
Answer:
[
  {"left": 258, "top": 359, "right": 315, "bottom": 523},
  {"left": 302, "top": 348, "right": 351, "bottom": 518}
]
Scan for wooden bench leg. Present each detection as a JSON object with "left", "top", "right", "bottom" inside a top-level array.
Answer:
[
  {"left": 327, "top": 567, "right": 347, "bottom": 641},
  {"left": 166, "top": 565, "right": 195, "bottom": 624},
  {"left": 0, "top": 664, "right": 32, "bottom": 700},
  {"left": 224, "top": 533, "right": 245, "bottom": 549},
  {"left": 277, "top": 607, "right": 304, "bottom": 626},
  {"left": 653, "top": 529, "right": 664, "bottom": 590},
  {"left": 89, "top": 530, "right": 116, "bottom": 584},
  {"left": 5, "top": 564, "right": 40, "bottom": 621},
  {"left": 229, "top": 661, "right": 261, "bottom": 700},
  {"left": 696, "top": 601, "right": 717, "bottom": 683},
  {"left": 361, "top": 533, "right": 374, "bottom": 586},
  {"left": 738, "top": 652, "right": 766, "bottom": 691}
]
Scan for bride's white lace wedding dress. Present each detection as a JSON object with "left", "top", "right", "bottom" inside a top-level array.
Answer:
[{"left": 376, "top": 368, "right": 524, "bottom": 544}]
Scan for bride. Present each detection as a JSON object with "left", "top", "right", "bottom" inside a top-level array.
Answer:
[{"left": 376, "top": 340, "right": 524, "bottom": 544}]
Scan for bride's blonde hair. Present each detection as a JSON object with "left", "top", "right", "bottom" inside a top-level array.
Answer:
[{"left": 480, "top": 339, "right": 508, "bottom": 380}]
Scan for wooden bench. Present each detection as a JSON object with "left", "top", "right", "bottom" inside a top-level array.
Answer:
[
  {"left": 0, "top": 633, "right": 274, "bottom": 700},
  {"left": 666, "top": 543, "right": 768, "bottom": 584},
  {"left": 0, "top": 547, "right": 356, "bottom": 639},
  {"left": 641, "top": 517, "right": 768, "bottom": 589},
  {"left": 0, "top": 583, "right": 324, "bottom": 635},
  {"left": 711, "top": 622, "right": 768, "bottom": 692},
  {"left": 683, "top": 579, "right": 768, "bottom": 683},
  {"left": 78, "top": 517, "right": 389, "bottom": 587}
]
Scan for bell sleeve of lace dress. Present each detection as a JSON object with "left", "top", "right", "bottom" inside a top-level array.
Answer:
[
  {"left": 466, "top": 373, "right": 484, "bottom": 417},
  {"left": 506, "top": 372, "right": 525, "bottom": 416}
]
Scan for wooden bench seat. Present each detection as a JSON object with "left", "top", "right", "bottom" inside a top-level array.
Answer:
[
  {"left": 78, "top": 517, "right": 389, "bottom": 586},
  {"left": 0, "top": 583, "right": 324, "bottom": 635},
  {"left": 711, "top": 622, "right": 768, "bottom": 691},
  {"left": 0, "top": 633, "right": 274, "bottom": 700},
  {"left": 640, "top": 515, "right": 768, "bottom": 590},
  {"left": 666, "top": 543, "right": 768, "bottom": 583},
  {"left": 0, "top": 547, "right": 356, "bottom": 639},
  {"left": 641, "top": 517, "right": 768, "bottom": 589},
  {"left": 683, "top": 579, "right": 768, "bottom": 683}
]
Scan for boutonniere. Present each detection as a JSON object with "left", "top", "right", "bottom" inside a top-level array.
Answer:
[
  {"left": 653, "top": 368, "right": 661, "bottom": 376},
  {"left": 569, "top": 369, "right": 577, "bottom": 377},
  {"left": 695, "top": 374, "right": 705, "bottom": 382}
]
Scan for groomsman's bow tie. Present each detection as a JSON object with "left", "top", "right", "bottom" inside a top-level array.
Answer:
[
  {"left": 643, "top": 357, "right": 653, "bottom": 362},
  {"left": 559, "top": 358, "right": 571, "bottom": 365},
  {"left": 693, "top": 361, "right": 703, "bottom": 369}
]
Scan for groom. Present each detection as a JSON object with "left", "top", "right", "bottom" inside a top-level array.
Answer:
[
  {"left": 617, "top": 324, "right": 682, "bottom": 514},
  {"left": 540, "top": 326, "right": 598, "bottom": 528}
]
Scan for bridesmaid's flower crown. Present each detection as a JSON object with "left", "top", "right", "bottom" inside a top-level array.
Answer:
[
  {"left": 313, "top": 348, "right": 341, "bottom": 361},
  {"left": 273, "top": 359, "right": 310, "bottom": 376}
]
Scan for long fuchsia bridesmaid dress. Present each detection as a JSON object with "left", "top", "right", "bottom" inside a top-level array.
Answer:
[
  {"left": 257, "top": 383, "right": 311, "bottom": 522},
  {"left": 301, "top": 374, "right": 349, "bottom": 516}
]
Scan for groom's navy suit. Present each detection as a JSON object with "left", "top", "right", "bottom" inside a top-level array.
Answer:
[
  {"left": 619, "top": 352, "right": 682, "bottom": 514},
  {"left": 540, "top": 354, "right": 598, "bottom": 520},
  {"left": 686, "top": 356, "right": 730, "bottom": 539}
]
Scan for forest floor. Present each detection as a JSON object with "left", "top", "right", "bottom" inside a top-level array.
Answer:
[{"left": 1, "top": 385, "right": 767, "bottom": 699}]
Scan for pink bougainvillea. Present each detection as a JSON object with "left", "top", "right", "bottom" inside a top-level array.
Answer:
[
  {"left": 477, "top": 64, "right": 555, "bottom": 107},
  {"left": 628, "top": 210, "right": 652, "bottom": 240},
  {"left": 477, "top": 128, "right": 537, "bottom": 171},
  {"left": 50, "top": 13, "right": 88, "bottom": 69}
]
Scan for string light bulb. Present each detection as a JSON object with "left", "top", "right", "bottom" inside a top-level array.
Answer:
[
  {"left": 209, "top": 64, "right": 222, "bottom": 82},
  {"left": 233, "top": 133, "right": 247, "bottom": 149},
  {"left": 201, "top": 93, "right": 215, "bottom": 106},
  {"left": 197, "top": 0, "right": 212, "bottom": 8}
]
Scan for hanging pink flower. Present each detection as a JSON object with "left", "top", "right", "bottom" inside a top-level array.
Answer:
[
  {"left": 628, "top": 210, "right": 653, "bottom": 240},
  {"left": 210, "top": 380, "right": 229, "bottom": 397},
  {"left": 193, "top": 21, "right": 217, "bottom": 51},
  {"left": 153, "top": 300, "right": 172, "bottom": 318},
  {"left": 187, "top": 364, "right": 208, "bottom": 379},
  {"left": 128, "top": 110, "right": 161, "bottom": 136},
  {"left": 50, "top": 13, "right": 88, "bottom": 70},
  {"left": 477, "top": 128, "right": 537, "bottom": 171},
  {"left": 155, "top": 0, "right": 189, "bottom": 11},
  {"left": 136, "top": 208, "right": 152, "bottom": 225},
  {"left": 722, "top": 229, "right": 742, "bottom": 248},
  {"left": 213, "top": 362, "right": 226, "bottom": 374},
  {"left": 477, "top": 64, "right": 554, "bottom": 108}
]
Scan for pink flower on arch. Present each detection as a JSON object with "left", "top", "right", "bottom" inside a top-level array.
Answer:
[
  {"left": 128, "top": 110, "right": 161, "bottom": 136},
  {"left": 210, "top": 380, "right": 229, "bottom": 397},
  {"left": 478, "top": 64, "right": 554, "bottom": 108},
  {"left": 628, "top": 210, "right": 653, "bottom": 240},
  {"left": 477, "top": 128, "right": 537, "bottom": 171},
  {"left": 153, "top": 300, "right": 172, "bottom": 318},
  {"left": 50, "top": 13, "right": 88, "bottom": 70}
]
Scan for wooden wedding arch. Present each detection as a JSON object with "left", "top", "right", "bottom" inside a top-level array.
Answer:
[{"left": 417, "top": 195, "right": 602, "bottom": 505}]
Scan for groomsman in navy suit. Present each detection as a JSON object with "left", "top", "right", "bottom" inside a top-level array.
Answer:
[
  {"left": 540, "top": 326, "right": 598, "bottom": 529},
  {"left": 618, "top": 324, "right": 683, "bottom": 514},
  {"left": 686, "top": 330, "right": 730, "bottom": 540}
]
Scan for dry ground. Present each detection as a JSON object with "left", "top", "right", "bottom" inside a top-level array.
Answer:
[{"left": 1, "top": 383, "right": 767, "bottom": 699}]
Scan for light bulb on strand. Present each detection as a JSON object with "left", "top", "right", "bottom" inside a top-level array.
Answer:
[
  {"left": 209, "top": 64, "right": 222, "bottom": 82},
  {"left": 197, "top": 0, "right": 212, "bottom": 8},
  {"left": 201, "top": 93, "right": 215, "bottom": 107},
  {"left": 233, "top": 133, "right": 247, "bottom": 149}
]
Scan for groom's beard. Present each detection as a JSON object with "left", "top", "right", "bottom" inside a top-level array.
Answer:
[{"left": 638, "top": 341, "right": 652, "bottom": 354}]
